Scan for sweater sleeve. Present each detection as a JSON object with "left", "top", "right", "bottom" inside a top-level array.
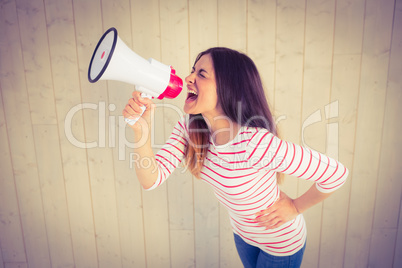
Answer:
[
  {"left": 144, "top": 117, "right": 188, "bottom": 191},
  {"left": 245, "top": 129, "right": 349, "bottom": 193}
]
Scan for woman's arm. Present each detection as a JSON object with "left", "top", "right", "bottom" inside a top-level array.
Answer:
[
  {"left": 124, "top": 91, "right": 188, "bottom": 190},
  {"left": 132, "top": 127, "right": 159, "bottom": 189},
  {"left": 293, "top": 184, "right": 333, "bottom": 214},
  {"left": 123, "top": 91, "right": 158, "bottom": 189},
  {"left": 255, "top": 186, "right": 333, "bottom": 229},
  {"left": 248, "top": 130, "right": 349, "bottom": 229}
]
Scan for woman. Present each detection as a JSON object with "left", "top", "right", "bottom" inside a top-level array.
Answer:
[{"left": 123, "top": 47, "right": 348, "bottom": 268}]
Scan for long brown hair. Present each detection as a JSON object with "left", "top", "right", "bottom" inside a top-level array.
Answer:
[{"left": 184, "top": 47, "right": 282, "bottom": 183}]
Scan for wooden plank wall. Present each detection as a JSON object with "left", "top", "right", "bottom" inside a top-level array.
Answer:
[{"left": 0, "top": 0, "right": 401, "bottom": 267}]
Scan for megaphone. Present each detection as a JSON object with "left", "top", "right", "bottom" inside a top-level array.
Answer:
[{"left": 88, "top": 27, "right": 183, "bottom": 125}]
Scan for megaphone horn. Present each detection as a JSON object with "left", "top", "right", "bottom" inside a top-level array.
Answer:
[{"left": 88, "top": 27, "right": 183, "bottom": 125}]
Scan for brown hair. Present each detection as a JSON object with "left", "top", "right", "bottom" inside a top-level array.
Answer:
[{"left": 184, "top": 47, "right": 282, "bottom": 183}]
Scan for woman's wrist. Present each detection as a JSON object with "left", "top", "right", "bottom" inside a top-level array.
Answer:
[
  {"left": 291, "top": 184, "right": 333, "bottom": 215},
  {"left": 292, "top": 199, "right": 301, "bottom": 214}
]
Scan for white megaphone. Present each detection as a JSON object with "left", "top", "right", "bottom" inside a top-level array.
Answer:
[{"left": 88, "top": 27, "right": 183, "bottom": 125}]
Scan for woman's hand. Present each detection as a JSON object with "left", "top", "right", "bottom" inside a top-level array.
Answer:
[
  {"left": 255, "top": 191, "right": 300, "bottom": 230},
  {"left": 123, "top": 91, "right": 155, "bottom": 132}
]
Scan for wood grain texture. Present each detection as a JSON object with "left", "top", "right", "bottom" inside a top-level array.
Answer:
[
  {"left": 0, "top": 0, "right": 401, "bottom": 267},
  {"left": 368, "top": 0, "right": 402, "bottom": 266},
  {"left": 1, "top": 1, "right": 50, "bottom": 267},
  {"left": 344, "top": 0, "right": 396, "bottom": 267},
  {"left": 0, "top": 85, "right": 26, "bottom": 265},
  {"left": 48, "top": 0, "right": 99, "bottom": 266},
  {"left": 32, "top": 125, "right": 74, "bottom": 267}
]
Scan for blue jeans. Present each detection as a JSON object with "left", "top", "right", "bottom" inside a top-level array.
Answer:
[{"left": 234, "top": 233, "right": 306, "bottom": 268}]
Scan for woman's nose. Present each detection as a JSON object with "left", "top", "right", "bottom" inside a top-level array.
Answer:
[{"left": 185, "top": 73, "right": 195, "bottom": 84}]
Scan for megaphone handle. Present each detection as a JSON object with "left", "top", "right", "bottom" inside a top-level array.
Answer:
[{"left": 125, "top": 93, "right": 152, "bottom": 126}]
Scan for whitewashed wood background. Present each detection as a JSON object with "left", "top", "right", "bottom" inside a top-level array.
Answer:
[{"left": 0, "top": 0, "right": 401, "bottom": 267}]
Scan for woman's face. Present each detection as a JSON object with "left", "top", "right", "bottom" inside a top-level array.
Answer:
[{"left": 183, "top": 54, "right": 223, "bottom": 117}]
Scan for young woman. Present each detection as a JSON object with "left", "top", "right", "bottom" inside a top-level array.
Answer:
[{"left": 123, "top": 47, "right": 349, "bottom": 268}]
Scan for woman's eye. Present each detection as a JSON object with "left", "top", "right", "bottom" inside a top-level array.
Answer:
[{"left": 198, "top": 73, "right": 205, "bottom": 78}]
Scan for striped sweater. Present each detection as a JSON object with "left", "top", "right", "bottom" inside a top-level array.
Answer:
[{"left": 147, "top": 116, "right": 349, "bottom": 256}]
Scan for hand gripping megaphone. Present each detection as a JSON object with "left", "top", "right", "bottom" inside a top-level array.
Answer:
[{"left": 88, "top": 27, "right": 183, "bottom": 125}]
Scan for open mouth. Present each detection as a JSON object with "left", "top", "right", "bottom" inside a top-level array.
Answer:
[{"left": 186, "top": 89, "right": 198, "bottom": 102}]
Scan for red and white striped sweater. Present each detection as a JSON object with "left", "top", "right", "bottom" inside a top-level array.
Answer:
[{"left": 147, "top": 116, "right": 349, "bottom": 256}]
